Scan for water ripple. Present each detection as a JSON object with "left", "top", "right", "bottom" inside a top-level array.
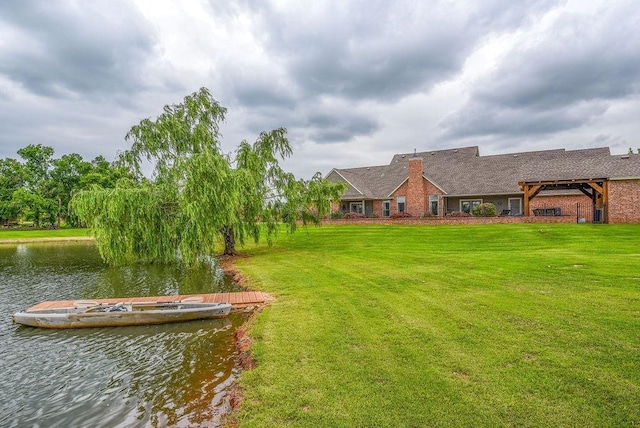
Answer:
[{"left": 0, "top": 243, "right": 246, "bottom": 428}]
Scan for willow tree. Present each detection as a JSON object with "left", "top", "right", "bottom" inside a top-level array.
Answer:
[{"left": 71, "top": 88, "right": 344, "bottom": 266}]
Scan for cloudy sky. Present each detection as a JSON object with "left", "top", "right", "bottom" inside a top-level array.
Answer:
[{"left": 1, "top": 0, "right": 639, "bottom": 178}]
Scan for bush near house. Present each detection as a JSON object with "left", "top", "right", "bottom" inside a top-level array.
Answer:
[
  {"left": 330, "top": 211, "right": 344, "bottom": 219},
  {"left": 473, "top": 202, "right": 497, "bottom": 217}
]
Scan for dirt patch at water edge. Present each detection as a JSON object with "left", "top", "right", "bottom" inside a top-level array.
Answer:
[
  {"left": 218, "top": 254, "right": 252, "bottom": 290},
  {"left": 218, "top": 254, "right": 273, "bottom": 427}
]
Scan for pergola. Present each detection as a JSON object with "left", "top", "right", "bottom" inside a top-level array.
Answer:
[{"left": 518, "top": 178, "right": 609, "bottom": 219}]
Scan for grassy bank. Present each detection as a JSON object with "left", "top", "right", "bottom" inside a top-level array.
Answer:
[
  {"left": 231, "top": 224, "right": 639, "bottom": 427},
  {"left": 0, "top": 228, "right": 91, "bottom": 242}
]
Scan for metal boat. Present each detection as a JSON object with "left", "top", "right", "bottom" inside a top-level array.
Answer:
[{"left": 13, "top": 297, "right": 232, "bottom": 329}]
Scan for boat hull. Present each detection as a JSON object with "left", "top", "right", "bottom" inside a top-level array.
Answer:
[{"left": 13, "top": 302, "right": 232, "bottom": 329}]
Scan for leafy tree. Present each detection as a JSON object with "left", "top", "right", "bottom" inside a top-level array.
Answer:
[
  {"left": 17, "top": 144, "right": 54, "bottom": 192},
  {"left": 71, "top": 88, "right": 344, "bottom": 266},
  {"left": 14, "top": 144, "right": 59, "bottom": 226},
  {"left": 2, "top": 144, "right": 135, "bottom": 227},
  {"left": 0, "top": 158, "right": 26, "bottom": 224},
  {"left": 48, "top": 153, "right": 93, "bottom": 227},
  {"left": 11, "top": 187, "right": 57, "bottom": 227},
  {"left": 80, "top": 155, "right": 133, "bottom": 189}
]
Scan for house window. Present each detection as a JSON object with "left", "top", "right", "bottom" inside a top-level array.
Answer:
[
  {"left": 382, "top": 200, "right": 391, "bottom": 217},
  {"left": 508, "top": 198, "right": 522, "bottom": 215},
  {"left": 350, "top": 202, "right": 363, "bottom": 214},
  {"left": 397, "top": 196, "right": 406, "bottom": 213},
  {"left": 429, "top": 195, "right": 439, "bottom": 216},
  {"left": 460, "top": 199, "right": 482, "bottom": 214}
]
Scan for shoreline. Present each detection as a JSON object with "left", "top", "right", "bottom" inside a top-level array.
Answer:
[
  {"left": 218, "top": 255, "right": 263, "bottom": 426},
  {"left": 0, "top": 236, "right": 95, "bottom": 244}
]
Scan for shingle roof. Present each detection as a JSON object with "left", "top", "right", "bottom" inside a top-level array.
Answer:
[{"left": 328, "top": 146, "right": 640, "bottom": 198}]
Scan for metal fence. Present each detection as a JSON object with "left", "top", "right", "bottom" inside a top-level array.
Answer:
[{"left": 530, "top": 202, "right": 607, "bottom": 224}]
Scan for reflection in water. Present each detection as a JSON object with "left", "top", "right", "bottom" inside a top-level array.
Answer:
[{"left": 0, "top": 242, "right": 246, "bottom": 427}]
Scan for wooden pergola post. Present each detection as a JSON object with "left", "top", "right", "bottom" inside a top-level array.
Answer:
[
  {"left": 519, "top": 182, "right": 543, "bottom": 216},
  {"left": 522, "top": 183, "right": 530, "bottom": 216}
]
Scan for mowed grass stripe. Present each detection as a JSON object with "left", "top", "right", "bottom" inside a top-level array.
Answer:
[{"left": 232, "top": 224, "right": 639, "bottom": 427}]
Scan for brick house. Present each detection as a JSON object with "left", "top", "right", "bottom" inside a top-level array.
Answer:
[{"left": 325, "top": 146, "right": 640, "bottom": 224}]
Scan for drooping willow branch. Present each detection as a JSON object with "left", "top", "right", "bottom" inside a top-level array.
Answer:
[{"left": 71, "top": 88, "right": 345, "bottom": 266}]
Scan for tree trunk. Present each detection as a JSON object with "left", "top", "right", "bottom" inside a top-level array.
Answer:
[{"left": 221, "top": 226, "right": 236, "bottom": 256}]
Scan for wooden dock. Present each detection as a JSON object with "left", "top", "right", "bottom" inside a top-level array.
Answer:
[{"left": 27, "top": 291, "right": 272, "bottom": 312}]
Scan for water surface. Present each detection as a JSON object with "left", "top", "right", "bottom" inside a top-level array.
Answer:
[{"left": 0, "top": 242, "right": 246, "bottom": 427}]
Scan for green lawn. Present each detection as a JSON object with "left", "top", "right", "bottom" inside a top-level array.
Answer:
[
  {"left": 231, "top": 224, "right": 640, "bottom": 427},
  {"left": 0, "top": 228, "right": 90, "bottom": 241}
]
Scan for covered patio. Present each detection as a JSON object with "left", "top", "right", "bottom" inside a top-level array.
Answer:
[{"left": 518, "top": 178, "right": 608, "bottom": 223}]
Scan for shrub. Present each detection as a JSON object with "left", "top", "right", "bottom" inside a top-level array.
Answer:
[
  {"left": 473, "top": 203, "right": 497, "bottom": 217},
  {"left": 330, "top": 211, "right": 345, "bottom": 219},
  {"left": 369, "top": 213, "right": 379, "bottom": 218},
  {"left": 390, "top": 212, "right": 412, "bottom": 219}
]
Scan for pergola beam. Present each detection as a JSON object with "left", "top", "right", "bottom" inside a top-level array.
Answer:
[{"left": 518, "top": 178, "right": 609, "bottom": 221}]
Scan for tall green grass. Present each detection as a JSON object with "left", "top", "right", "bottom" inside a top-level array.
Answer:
[{"left": 232, "top": 224, "right": 639, "bottom": 427}]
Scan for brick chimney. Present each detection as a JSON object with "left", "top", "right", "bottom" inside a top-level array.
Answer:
[{"left": 407, "top": 157, "right": 426, "bottom": 216}]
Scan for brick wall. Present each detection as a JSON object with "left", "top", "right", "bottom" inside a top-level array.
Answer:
[
  {"left": 608, "top": 179, "right": 640, "bottom": 223},
  {"left": 406, "top": 158, "right": 426, "bottom": 215},
  {"left": 389, "top": 158, "right": 445, "bottom": 217},
  {"left": 324, "top": 215, "right": 575, "bottom": 225},
  {"left": 372, "top": 199, "right": 383, "bottom": 216},
  {"left": 530, "top": 194, "right": 592, "bottom": 220},
  {"left": 391, "top": 181, "right": 407, "bottom": 216}
]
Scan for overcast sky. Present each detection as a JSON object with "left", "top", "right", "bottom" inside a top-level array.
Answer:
[{"left": 1, "top": 0, "right": 639, "bottom": 178}]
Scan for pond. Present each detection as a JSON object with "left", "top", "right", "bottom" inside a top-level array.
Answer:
[{"left": 0, "top": 242, "right": 247, "bottom": 427}]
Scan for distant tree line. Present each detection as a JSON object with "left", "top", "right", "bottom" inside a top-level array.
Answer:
[{"left": 0, "top": 144, "right": 134, "bottom": 228}]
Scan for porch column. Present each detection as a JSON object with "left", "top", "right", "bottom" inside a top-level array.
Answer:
[{"left": 523, "top": 184, "right": 530, "bottom": 216}]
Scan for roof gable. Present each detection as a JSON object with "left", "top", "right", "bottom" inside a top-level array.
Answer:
[
  {"left": 326, "top": 146, "right": 640, "bottom": 198},
  {"left": 326, "top": 169, "right": 363, "bottom": 197}
]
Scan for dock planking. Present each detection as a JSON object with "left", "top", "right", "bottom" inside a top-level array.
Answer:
[{"left": 27, "top": 291, "right": 272, "bottom": 312}]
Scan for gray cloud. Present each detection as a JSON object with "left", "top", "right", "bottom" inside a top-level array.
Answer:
[
  {"left": 211, "top": 0, "right": 561, "bottom": 147},
  {"left": 306, "top": 112, "right": 378, "bottom": 144},
  {"left": 251, "top": 0, "right": 560, "bottom": 102},
  {"left": 1, "top": 0, "right": 640, "bottom": 180},
  {"left": 0, "top": 0, "right": 156, "bottom": 99},
  {"left": 441, "top": 3, "right": 640, "bottom": 139},
  {"left": 441, "top": 100, "right": 609, "bottom": 139}
]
